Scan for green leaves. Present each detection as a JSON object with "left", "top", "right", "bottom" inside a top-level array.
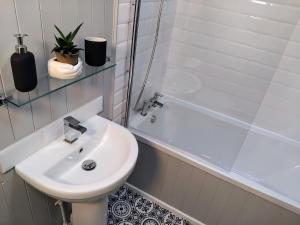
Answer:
[
  {"left": 69, "top": 23, "right": 83, "bottom": 42},
  {"left": 52, "top": 23, "right": 83, "bottom": 55},
  {"left": 54, "top": 25, "right": 66, "bottom": 40}
]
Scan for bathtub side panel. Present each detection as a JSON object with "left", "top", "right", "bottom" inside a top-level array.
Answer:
[{"left": 128, "top": 141, "right": 300, "bottom": 225}]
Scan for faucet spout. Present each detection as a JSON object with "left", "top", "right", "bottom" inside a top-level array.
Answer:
[
  {"left": 63, "top": 116, "right": 87, "bottom": 144},
  {"left": 140, "top": 92, "right": 163, "bottom": 116}
]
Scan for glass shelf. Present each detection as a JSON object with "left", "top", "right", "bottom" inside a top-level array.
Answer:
[{"left": 6, "top": 61, "right": 116, "bottom": 107}]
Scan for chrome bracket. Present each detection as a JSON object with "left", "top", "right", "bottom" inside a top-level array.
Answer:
[{"left": 0, "top": 95, "right": 9, "bottom": 106}]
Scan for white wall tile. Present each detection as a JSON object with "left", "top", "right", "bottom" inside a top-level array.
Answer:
[
  {"left": 114, "top": 73, "right": 127, "bottom": 92},
  {"left": 118, "top": 3, "right": 131, "bottom": 24},
  {"left": 116, "top": 41, "right": 129, "bottom": 61},
  {"left": 115, "top": 60, "right": 127, "bottom": 77},
  {"left": 113, "top": 100, "right": 126, "bottom": 119},
  {"left": 114, "top": 88, "right": 127, "bottom": 106},
  {"left": 122, "top": 0, "right": 300, "bottom": 221},
  {"left": 117, "top": 24, "right": 129, "bottom": 43},
  {"left": 157, "top": 0, "right": 300, "bottom": 126}
]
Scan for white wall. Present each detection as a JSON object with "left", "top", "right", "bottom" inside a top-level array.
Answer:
[
  {"left": 112, "top": 0, "right": 177, "bottom": 124},
  {"left": 113, "top": 0, "right": 300, "bottom": 218},
  {"left": 120, "top": 0, "right": 300, "bottom": 127},
  {"left": 0, "top": 1, "right": 116, "bottom": 224},
  {"left": 162, "top": 0, "right": 300, "bottom": 124},
  {"left": 113, "top": 0, "right": 133, "bottom": 124},
  {"left": 252, "top": 19, "right": 300, "bottom": 141},
  {"left": 131, "top": 0, "right": 177, "bottom": 106},
  {"left": 0, "top": 0, "right": 113, "bottom": 149},
  {"left": 117, "top": 0, "right": 300, "bottom": 142},
  {"left": 119, "top": 0, "right": 300, "bottom": 164},
  {"left": 137, "top": 0, "right": 300, "bottom": 205},
  {"left": 232, "top": 4, "right": 300, "bottom": 202}
]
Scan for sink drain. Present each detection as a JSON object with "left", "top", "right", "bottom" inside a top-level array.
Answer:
[{"left": 82, "top": 160, "right": 97, "bottom": 171}]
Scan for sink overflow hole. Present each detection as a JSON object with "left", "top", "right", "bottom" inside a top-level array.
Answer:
[
  {"left": 82, "top": 160, "right": 97, "bottom": 171},
  {"left": 79, "top": 148, "right": 83, "bottom": 153}
]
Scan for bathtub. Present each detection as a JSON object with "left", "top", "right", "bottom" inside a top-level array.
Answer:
[{"left": 129, "top": 95, "right": 300, "bottom": 215}]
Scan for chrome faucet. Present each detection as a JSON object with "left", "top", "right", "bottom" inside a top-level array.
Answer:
[
  {"left": 63, "top": 116, "right": 87, "bottom": 144},
  {"left": 140, "top": 92, "right": 163, "bottom": 116}
]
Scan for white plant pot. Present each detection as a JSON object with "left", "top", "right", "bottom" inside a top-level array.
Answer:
[{"left": 48, "top": 57, "right": 83, "bottom": 80}]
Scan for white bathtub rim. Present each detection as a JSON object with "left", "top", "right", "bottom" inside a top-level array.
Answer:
[
  {"left": 131, "top": 95, "right": 300, "bottom": 148},
  {"left": 131, "top": 128, "right": 300, "bottom": 216}
]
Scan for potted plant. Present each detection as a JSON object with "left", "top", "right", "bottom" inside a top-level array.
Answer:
[{"left": 52, "top": 23, "right": 83, "bottom": 66}]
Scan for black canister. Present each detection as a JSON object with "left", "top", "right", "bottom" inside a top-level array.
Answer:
[
  {"left": 85, "top": 37, "right": 107, "bottom": 66},
  {"left": 10, "top": 34, "right": 37, "bottom": 92}
]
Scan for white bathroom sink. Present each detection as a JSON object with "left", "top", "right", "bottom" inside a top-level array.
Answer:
[{"left": 15, "top": 115, "right": 138, "bottom": 202}]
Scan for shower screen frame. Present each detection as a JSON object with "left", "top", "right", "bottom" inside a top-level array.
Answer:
[{"left": 124, "top": 0, "right": 142, "bottom": 127}]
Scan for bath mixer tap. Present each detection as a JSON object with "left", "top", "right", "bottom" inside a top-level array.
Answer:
[
  {"left": 141, "top": 101, "right": 152, "bottom": 116},
  {"left": 63, "top": 116, "right": 87, "bottom": 144},
  {"left": 141, "top": 92, "right": 163, "bottom": 116}
]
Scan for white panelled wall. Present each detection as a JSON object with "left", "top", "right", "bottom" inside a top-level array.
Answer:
[
  {"left": 0, "top": 1, "right": 115, "bottom": 225},
  {"left": 0, "top": 0, "right": 110, "bottom": 149}
]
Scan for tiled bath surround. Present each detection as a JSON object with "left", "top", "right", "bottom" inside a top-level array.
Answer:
[
  {"left": 130, "top": 0, "right": 177, "bottom": 103},
  {"left": 160, "top": 1, "right": 300, "bottom": 188},
  {"left": 116, "top": 0, "right": 300, "bottom": 223},
  {"left": 113, "top": 0, "right": 133, "bottom": 124},
  {"left": 163, "top": 0, "right": 300, "bottom": 126},
  {"left": 114, "top": 0, "right": 300, "bottom": 128},
  {"left": 113, "top": 0, "right": 177, "bottom": 123},
  {"left": 115, "top": 0, "right": 300, "bottom": 143},
  {"left": 159, "top": 0, "right": 300, "bottom": 206}
]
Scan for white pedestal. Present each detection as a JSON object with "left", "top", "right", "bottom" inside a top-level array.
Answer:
[{"left": 72, "top": 197, "right": 108, "bottom": 225}]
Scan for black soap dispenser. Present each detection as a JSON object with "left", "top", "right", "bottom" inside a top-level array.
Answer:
[{"left": 10, "top": 34, "right": 37, "bottom": 92}]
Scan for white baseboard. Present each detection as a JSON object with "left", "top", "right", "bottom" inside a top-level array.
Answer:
[{"left": 126, "top": 183, "right": 205, "bottom": 225}]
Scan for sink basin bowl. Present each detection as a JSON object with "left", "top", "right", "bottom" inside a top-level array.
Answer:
[{"left": 15, "top": 115, "right": 138, "bottom": 202}]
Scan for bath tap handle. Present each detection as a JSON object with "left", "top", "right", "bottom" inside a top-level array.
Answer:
[
  {"left": 141, "top": 100, "right": 151, "bottom": 116},
  {"left": 154, "top": 92, "right": 163, "bottom": 98},
  {"left": 153, "top": 101, "right": 164, "bottom": 108}
]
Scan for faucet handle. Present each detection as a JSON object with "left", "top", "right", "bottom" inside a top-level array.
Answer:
[
  {"left": 142, "top": 100, "right": 149, "bottom": 108},
  {"left": 64, "top": 116, "right": 80, "bottom": 126},
  {"left": 154, "top": 92, "right": 163, "bottom": 98}
]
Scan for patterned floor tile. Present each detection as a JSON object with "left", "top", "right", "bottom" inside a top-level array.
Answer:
[{"left": 108, "top": 185, "right": 192, "bottom": 225}]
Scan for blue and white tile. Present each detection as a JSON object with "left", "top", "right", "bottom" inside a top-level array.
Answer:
[{"left": 108, "top": 185, "right": 192, "bottom": 225}]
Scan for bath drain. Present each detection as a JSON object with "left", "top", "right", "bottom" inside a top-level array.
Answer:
[{"left": 82, "top": 160, "right": 97, "bottom": 171}]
